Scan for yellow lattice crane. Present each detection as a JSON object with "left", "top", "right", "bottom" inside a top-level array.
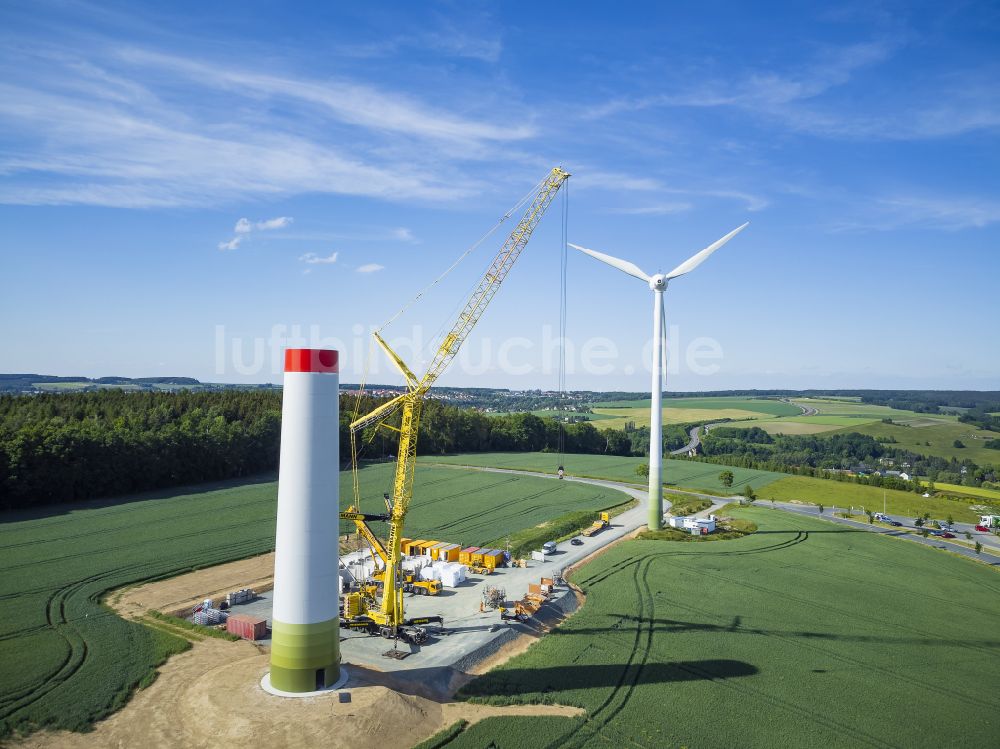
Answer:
[{"left": 341, "top": 166, "right": 569, "bottom": 642}]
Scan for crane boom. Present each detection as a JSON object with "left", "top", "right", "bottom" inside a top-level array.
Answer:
[{"left": 341, "top": 166, "right": 569, "bottom": 631}]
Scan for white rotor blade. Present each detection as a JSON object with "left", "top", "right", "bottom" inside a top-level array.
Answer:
[
  {"left": 664, "top": 221, "right": 749, "bottom": 280},
  {"left": 568, "top": 243, "right": 650, "bottom": 283}
]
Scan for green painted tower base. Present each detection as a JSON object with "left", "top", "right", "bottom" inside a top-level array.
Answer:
[{"left": 269, "top": 618, "right": 340, "bottom": 693}]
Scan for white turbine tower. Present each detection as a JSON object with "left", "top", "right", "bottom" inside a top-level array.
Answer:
[{"left": 570, "top": 222, "right": 749, "bottom": 530}]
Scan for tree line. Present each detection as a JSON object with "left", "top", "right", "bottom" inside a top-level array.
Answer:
[
  {"left": 697, "top": 427, "right": 997, "bottom": 491},
  {"left": 0, "top": 390, "right": 691, "bottom": 510}
]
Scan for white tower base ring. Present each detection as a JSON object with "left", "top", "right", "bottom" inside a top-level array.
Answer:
[{"left": 260, "top": 667, "right": 349, "bottom": 698}]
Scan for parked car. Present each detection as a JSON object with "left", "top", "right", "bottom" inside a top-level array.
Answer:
[
  {"left": 888, "top": 520, "right": 903, "bottom": 527},
  {"left": 975, "top": 525, "right": 990, "bottom": 532},
  {"left": 542, "top": 541, "right": 557, "bottom": 554},
  {"left": 570, "top": 537, "right": 584, "bottom": 546},
  {"left": 930, "top": 531, "right": 944, "bottom": 537},
  {"left": 940, "top": 532, "right": 956, "bottom": 539}
]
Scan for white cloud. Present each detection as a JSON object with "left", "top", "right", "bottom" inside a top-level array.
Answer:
[
  {"left": 299, "top": 251, "right": 339, "bottom": 264},
  {"left": 256, "top": 216, "right": 293, "bottom": 231},
  {"left": 356, "top": 263, "right": 385, "bottom": 273},
  {"left": 220, "top": 216, "right": 293, "bottom": 250},
  {"left": 391, "top": 227, "right": 416, "bottom": 242}
]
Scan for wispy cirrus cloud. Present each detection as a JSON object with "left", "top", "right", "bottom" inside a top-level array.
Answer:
[
  {"left": 583, "top": 38, "right": 1000, "bottom": 141},
  {"left": 834, "top": 194, "right": 1000, "bottom": 231},
  {"left": 356, "top": 263, "right": 385, "bottom": 273},
  {"left": 0, "top": 40, "right": 533, "bottom": 209},
  {"left": 574, "top": 171, "right": 768, "bottom": 213}
]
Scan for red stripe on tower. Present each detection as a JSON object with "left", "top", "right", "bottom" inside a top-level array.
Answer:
[{"left": 284, "top": 348, "right": 339, "bottom": 373}]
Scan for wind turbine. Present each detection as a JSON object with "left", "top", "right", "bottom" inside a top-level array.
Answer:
[{"left": 570, "top": 222, "right": 749, "bottom": 530}]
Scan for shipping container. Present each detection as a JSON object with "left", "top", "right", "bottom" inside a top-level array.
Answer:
[
  {"left": 459, "top": 547, "right": 480, "bottom": 564},
  {"left": 405, "top": 539, "right": 427, "bottom": 556},
  {"left": 437, "top": 543, "right": 461, "bottom": 562},
  {"left": 481, "top": 549, "right": 505, "bottom": 569},
  {"left": 420, "top": 540, "right": 442, "bottom": 557},
  {"left": 226, "top": 614, "right": 267, "bottom": 640},
  {"left": 428, "top": 542, "right": 449, "bottom": 560}
]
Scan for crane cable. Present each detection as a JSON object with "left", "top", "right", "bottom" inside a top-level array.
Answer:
[
  {"left": 349, "top": 173, "right": 549, "bottom": 509},
  {"left": 557, "top": 180, "right": 569, "bottom": 461},
  {"left": 377, "top": 174, "right": 548, "bottom": 336}
]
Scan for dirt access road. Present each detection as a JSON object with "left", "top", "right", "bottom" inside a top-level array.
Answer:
[{"left": 18, "top": 636, "right": 582, "bottom": 749}]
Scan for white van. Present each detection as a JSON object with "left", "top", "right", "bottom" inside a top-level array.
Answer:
[{"left": 542, "top": 541, "right": 557, "bottom": 554}]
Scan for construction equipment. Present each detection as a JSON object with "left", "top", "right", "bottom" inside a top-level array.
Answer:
[
  {"left": 410, "top": 579, "right": 442, "bottom": 596},
  {"left": 582, "top": 511, "right": 611, "bottom": 537},
  {"left": 498, "top": 605, "right": 529, "bottom": 623},
  {"left": 482, "top": 586, "right": 506, "bottom": 610},
  {"left": 340, "top": 167, "right": 570, "bottom": 643}
]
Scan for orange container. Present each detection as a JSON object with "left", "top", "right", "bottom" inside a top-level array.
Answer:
[
  {"left": 459, "top": 547, "right": 480, "bottom": 564},
  {"left": 226, "top": 614, "right": 267, "bottom": 640}
]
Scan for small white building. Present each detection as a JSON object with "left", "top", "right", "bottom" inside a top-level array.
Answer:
[{"left": 668, "top": 515, "right": 717, "bottom": 533}]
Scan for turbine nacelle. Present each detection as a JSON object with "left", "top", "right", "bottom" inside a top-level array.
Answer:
[{"left": 649, "top": 274, "right": 667, "bottom": 292}]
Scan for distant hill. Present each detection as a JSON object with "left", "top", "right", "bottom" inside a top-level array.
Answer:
[{"left": 0, "top": 374, "right": 275, "bottom": 394}]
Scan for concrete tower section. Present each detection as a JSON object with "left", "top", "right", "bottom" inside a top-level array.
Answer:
[{"left": 268, "top": 348, "right": 341, "bottom": 693}]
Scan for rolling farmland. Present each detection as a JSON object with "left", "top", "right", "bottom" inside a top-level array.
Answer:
[
  {"left": 757, "top": 476, "right": 984, "bottom": 522},
  {"left": 427, "top": 452, "right": 784, "bottom": 492},
  {"left": 452, "top": 508, "right": 1000, "bottom": 748},
  {"left": 0, "top": 464, "right": 623, "bottom": 738},
  {"left": 584, "top": 396, "right": 802, "bottom": 431},
  {"left": 832, "top": 417, "right": 1000, "bottom": 465}
]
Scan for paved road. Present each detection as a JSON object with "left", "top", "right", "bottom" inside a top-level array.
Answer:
[
  {"left": 781, "top": 397, "right": 818, "bottom": 416},
  {"left": 762, "top": 499, "right": 1000, "bottom": 566},
  {"left": 670, "top": 425, "right": 703, "bottom": 455}
]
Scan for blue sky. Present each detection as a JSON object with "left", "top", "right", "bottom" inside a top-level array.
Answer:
[{"left": 1, "top": 1, "right": 998, "bottom": 391}]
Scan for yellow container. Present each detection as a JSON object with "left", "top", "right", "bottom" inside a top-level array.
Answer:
[
  {"left": 406, "top": 539, "right": 427, "bottom": 556},
  {"left": 428, "top": 542, "right": 449, "bottom": 560},
  {"left": 481, "top": 549, "right": 504, "bottom": 569},
  {"left": 438, "top": 543, "right": 461, "bottom": 562},
  {"left": 459, "top": 547, "right": 480, "bottom": 564}
]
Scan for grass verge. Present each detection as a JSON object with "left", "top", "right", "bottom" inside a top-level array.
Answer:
[{"left": 146, "top": 610, "right": 240, "bottom": 641}]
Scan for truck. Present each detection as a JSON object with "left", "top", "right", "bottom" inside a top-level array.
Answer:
[
  {"left": 582, "top": 511, "right": 611, "bottom": 537},
  {"left": 980, "top": 515, "right": 1000, "bottom": 529}
]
